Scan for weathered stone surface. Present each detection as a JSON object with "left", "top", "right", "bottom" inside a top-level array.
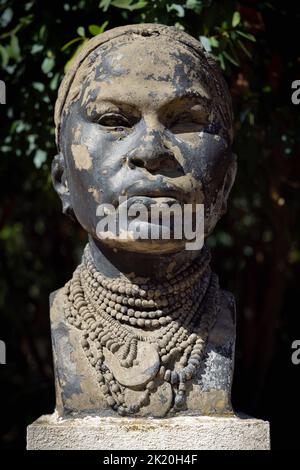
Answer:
[
  {"left": 103, "top": 342, "right": 160, "bottom": 388},
  {"left": 51, "top": 286, "right": 235, "bottom": 417},
  {"left": 27, "top": 413, "right": 270, "bottom": 450},
  {"left": 26, "top": 24, "right": 272, "bottom": 453},
  {"left": 45, "top": 23, "right": 239, "bottom": 419}
]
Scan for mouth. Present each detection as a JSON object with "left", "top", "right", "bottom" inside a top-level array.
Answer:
[
  {"left": 114, "top": 180, "right": 192, "bottom": 209},
  {"left": 118, "top": 195, "right": 182, "bottom": 211},
  {"left": 116, "top": 195, "right": 188, "bottom": 237}
]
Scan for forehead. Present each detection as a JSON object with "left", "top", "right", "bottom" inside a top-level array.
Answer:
[{"left": 80, "top": 37, "right": 212, "bottom": 108}]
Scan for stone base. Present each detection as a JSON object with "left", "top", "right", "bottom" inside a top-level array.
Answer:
[{"left": 27, "top": 412, "right": 270, "bottom": 450}]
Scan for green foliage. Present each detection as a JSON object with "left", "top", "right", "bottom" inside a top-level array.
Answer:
[
  {"left": 0, "top": 0, "right": 261, "bottom": 186},
  {"left": 62, "top": 0, "right": 256, "bottom": 71}
]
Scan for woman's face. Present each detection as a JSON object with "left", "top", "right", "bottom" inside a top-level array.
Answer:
[{"left": 56, "top": 36, "right": 235, "bottom": 254}]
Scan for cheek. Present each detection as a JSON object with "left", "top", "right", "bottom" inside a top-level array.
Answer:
[
  {"left": 70, "top": 143, "right": 93, "bottom": 171},
  {"left": 176, "top": 133, "right": 231, "bottom": 186},
  {"left": 65, "top": 108, "right": 117, "bottom": 160},
  {"left": 61, "top": 120, "right": 104, "bottom": 232},
  {"left": 68, "top": 170, "right": 100, "bottom": 235},
  {"left": 65, "top": 117, "right": 117, "bottom": 185}
]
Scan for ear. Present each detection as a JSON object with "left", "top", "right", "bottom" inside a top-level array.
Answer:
[
  {"left": 221, "top": 154, "right": 237, "bottom": 215},
  {"left": 51, "top": 153, "right": 76, "bottom": 222}
]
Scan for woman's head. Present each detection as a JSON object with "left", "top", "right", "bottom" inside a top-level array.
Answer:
[{"left": 52, "top": 24, "right": 236, "bottom": 253}]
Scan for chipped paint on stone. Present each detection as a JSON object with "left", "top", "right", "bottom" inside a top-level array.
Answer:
[
  {"left": 49, "top": 24, "right": 238, "bottom": 420},
  {"left": 73, "top": 124, "right": 82, "bottom": 142},
  {"left": 88, "top": 186, "right": 101, "bottom": 204},
  {"left": 71, "top": 144, "right": 93, "bottom": 170}
]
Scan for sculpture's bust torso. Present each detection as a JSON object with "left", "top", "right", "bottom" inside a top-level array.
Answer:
[
  {"left": 51, "top": 281, "right": 235, "bottom": 417},
  {"left": 51, "top": 24, "right": 237, "bottom": 418}
]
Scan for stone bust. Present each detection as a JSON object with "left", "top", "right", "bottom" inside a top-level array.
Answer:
[{"left": 51, "top": 24, "right": 237, "bottom": 418}]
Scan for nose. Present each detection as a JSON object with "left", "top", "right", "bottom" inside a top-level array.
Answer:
[{"left": 126, "top": 129, "right": 179, "bottom": 175}]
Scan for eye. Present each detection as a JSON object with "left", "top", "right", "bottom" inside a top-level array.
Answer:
[
  {"left": 169, "top": 112, "right": 208, "bottom": 134},
  {"left": 96, "top": 113, "right": 132, "bottom": 130}
]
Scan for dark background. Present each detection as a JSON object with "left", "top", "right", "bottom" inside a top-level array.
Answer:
[{"left": 0, "top": 0, "right": 299, "bottom": 450}]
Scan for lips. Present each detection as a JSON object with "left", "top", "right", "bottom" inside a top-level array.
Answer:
[
  {"left": 120, "top": 196, "right": 181, "bottom": 210},
  {"left": 114, "top": 178, "right": 193, "bottom": 209}
]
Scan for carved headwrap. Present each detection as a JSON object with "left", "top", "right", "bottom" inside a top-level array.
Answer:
[{"left": 54, "top": 23, "right": 233, "bottom": 151}]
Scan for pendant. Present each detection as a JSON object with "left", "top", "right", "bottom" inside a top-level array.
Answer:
[
  {"left": 124, "top": 380, "right": 173, "bottom": 417},
  {"left": 103, "top": 341, "right": 160, "bottom": 388}
]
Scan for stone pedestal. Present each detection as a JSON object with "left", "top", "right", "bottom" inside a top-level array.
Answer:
[{"left": 27, "top": 412, "right": 270, "bottom": 450}]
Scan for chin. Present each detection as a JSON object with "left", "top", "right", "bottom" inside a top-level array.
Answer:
[{"left": 96, "top": 231, "right": 187, "bottom": 255}]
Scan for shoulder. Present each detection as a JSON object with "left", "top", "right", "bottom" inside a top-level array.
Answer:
[
  {"left": 219, "top": 289, "right": 236, "bottom": 326},
  {"left": 208, "top": 288, "right": 236, "bottom": 349},
  {"left": 50, "top": 287, "right": 66, "bottom": 324}
]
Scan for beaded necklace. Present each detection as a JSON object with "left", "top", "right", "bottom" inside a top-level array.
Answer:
[{"left": 64, "top": 244, "right": 219, "bottom": 415}]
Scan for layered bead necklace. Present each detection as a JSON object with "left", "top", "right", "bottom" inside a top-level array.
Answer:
[{"left": 64, "top": 244, "right": 219, "bottom": 416}]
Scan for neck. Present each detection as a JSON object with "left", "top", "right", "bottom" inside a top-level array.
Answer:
[{"left": 88, "top": 236, "right": 206, "bottom": 282}]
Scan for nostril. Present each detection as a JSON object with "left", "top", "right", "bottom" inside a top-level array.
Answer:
[
  {"left": 128, "top": 152, "right": 182, "bottom": 175},
  {"left": 129, "top": 157, "right": 145, "bottom": 169}
]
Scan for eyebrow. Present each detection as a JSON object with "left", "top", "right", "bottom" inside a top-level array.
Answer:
[
  {"left": 86, "top": 99, "right": 139, "bottom": 112},
  {"left": 162, "top": 92, "right": 212, "bottom": 109},
  {"left": 87, "top": 91, "right": 211, "bottom": 114},
  {"left": 172, "top": 91, "right": 210, "bottom": 101}
]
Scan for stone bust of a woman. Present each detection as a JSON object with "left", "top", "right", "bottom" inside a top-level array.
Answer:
[{"left": 50, "top": 23, "right": 237, "bottom": 418}]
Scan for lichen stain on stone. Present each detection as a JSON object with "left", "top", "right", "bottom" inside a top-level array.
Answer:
[
  {"left": 166, "top": 260, "right": 176, "bottom": 274},
  {"left": 51, "top": 25, "right": 237, "bottom": 420},
  {"left": 88, "top": 187, "right": 101, "bottom": 204},
  {"left": 73, "top": 124, "right": 82, "bottom": 142},
  {"left": 165, "top": 143, "right": 184, "bottom": 165},
  {"left": 122, "top": 423, "right": 157, "bottom": 432},
  {"left": 71, "top": 144, "right": 93, "bottom": 170}
]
